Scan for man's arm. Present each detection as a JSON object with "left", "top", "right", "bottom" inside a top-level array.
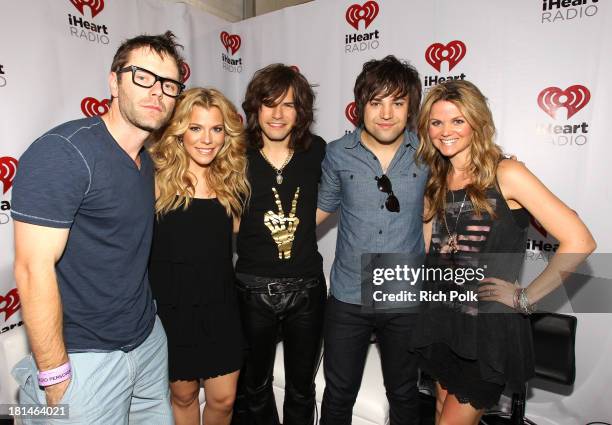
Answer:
[
  {"left": 316, "top": 208, "right": 333, "bottom": 226},
  {"left": 14, "top": 220, "right": 71, "bottom": 404},
  {"left": 317, "top": 144, "right": 341, "bottom": 223}
]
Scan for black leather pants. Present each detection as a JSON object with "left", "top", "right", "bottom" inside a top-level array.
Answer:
[{"left": 236, "top": 275, "right": 326, "bottom": 425}]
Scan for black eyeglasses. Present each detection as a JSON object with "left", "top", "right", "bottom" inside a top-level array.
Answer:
[
  {"left": 375, "top": 174, "right": 400, "bottom": 212},
  {"left": 117, "top": 65, "right": 185, "bottom": 98}
]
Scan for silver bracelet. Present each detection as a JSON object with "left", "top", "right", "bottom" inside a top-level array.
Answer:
[{"left": 518, "top": 288, "right": 536, "bottom": 315}]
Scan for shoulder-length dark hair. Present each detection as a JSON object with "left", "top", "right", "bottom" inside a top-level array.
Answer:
[
  {"left": 354, "top": 55, "right": 421, "bottom": 131},
  {"left": 242, "top": 64, "right": 315, "bottom": 151}
]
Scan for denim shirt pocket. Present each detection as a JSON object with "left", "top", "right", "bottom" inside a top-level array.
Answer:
[
  {"left": 396, "top": 170, "right": 427, "bottom": 208},
  {"left": 338, "top": 169, "right": 376, "bottom": 211}
]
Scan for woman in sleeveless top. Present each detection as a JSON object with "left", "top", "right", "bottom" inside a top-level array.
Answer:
[
  {"left": 412, "top": 80, "right": 595, "bottom": 424},
  {"left": 149, "top": 88, "right": 250, "bottom": 425}
]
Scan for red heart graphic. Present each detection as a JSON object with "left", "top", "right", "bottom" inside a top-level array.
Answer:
[
  {"left": 345, "top": 1, "right": 379, "bottom": 31},
  {"left": 0, "top": 156, "right": 18, "bottom": 194},
  {"left": 537, "top": 85, "right": 590, "bottom": 120},
  {"left": 289, "top": 65, "right": 300, "bottom": 73},
  {"left": 345, "top": 102, "right": 358, "bottom": 127},
  {"left": 81, "top": 97, "right": 110, "bottom": 117},
  {"left": 0, "top": 288, "right": 20, "bottom": 322},
  {"left": 181, "top": 62, "right": 191, "bottom": 83},
  {"left": 69, "top": 0, "right": 105, "bottom": 18},
  {"left": 220, "top": 31, "right": 242, "bottom": 55},
  {"left": 425, "top": 40, "right": 467, "bottom": 72}
]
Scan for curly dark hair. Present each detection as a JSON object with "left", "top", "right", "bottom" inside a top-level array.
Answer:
[
  {"left": 354, "top": 55, "right": 421, "bottom": 131},
  {"left": 242, "top": 64, "right": 315, "bottom": 151}
]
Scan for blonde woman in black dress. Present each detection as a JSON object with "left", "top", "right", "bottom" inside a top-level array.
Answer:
[
  {"left": 413, "top": 80, "right": 595, "bottom": 425},
  {"left": 149, "top": 88, "right": 250, "bottom": 425}
]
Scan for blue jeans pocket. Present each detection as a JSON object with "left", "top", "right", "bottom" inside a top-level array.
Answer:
[
  {"left": 11, "top": 355, "right": 38, "bottom": 403},
  {"left": 12, "top": 354, "right": 79, "bottom": 407},
  {"left": 57, "top": 359, "right": 77, "bottom": 405}
]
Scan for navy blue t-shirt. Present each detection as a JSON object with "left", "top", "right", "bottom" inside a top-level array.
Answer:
[{"left": 11, "top": 117, "right": 156, "bottom": 352}]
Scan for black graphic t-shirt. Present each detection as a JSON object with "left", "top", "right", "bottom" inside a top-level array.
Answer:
[{"left": 236, "top": 135, "right": 326, "bottom": 277}]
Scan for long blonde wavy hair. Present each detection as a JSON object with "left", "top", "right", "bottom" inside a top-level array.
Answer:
[
  {"left": 149, "top": 87, "right": 250, "bottom": 217},
  {"left": 416, "top": 80, "right": 503, "bottom": 221}
]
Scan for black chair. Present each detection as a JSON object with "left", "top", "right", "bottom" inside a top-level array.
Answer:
[{"left": 481, "top": 312, "right": 577, "bottom": 425}]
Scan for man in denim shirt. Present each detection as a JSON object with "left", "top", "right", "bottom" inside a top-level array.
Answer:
[{"left": 316, "top": 56, "right": 427, "bottom": 425}]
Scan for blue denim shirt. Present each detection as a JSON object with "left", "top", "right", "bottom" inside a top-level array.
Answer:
[{"left": 318, "top": 128, "right": 428, "bottom": 305}]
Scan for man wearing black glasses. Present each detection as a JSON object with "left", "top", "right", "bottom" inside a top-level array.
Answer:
[
  {"left": 316, "top": 55, "right": 426, "bottom": 425},
  {"left": 11, "top": 32, "right": 184, "bottom": 424}
]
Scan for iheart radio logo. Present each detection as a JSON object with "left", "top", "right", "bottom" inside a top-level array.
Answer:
[
  {"left": 220, "top": 32, "right": 241, "bottom": 55},
  {"left": 345, "top": 102, "right": 358, "bottom": 126},
  {"left": 290, "top": 65, "right": 300, "bottom": 73},
  {"left": 346, "top": 1, "right": 379, "bottom": 30},
  {"left": 0, "top": 288, "right": 20, "bottom": 322},
  {"left": 181, "top": 62, "right": 191, "bottom": 83},
  {"left": 537, "top": 85, "right": 591, "bottom": 119},
  {"left": 425, "top": 40, "right": 467, "bottom": 72},
  {"left": 0, "top": 156, "right": 18, "bottom": 195},
  {"left": 69, "top": 0, "right": 104, "bottom": 18},
  {"left": 81, "top": 97, "right": 110, "bottom": 117}
]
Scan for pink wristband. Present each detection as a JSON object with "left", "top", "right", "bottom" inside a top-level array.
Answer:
[{"left": 37, "top": 362, "right": 72, "bottom": 387}]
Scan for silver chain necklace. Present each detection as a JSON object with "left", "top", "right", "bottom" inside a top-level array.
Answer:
[
  {"left": 259, "top": 149, "right": 294, "bottom": 185},
  {"left": 442, "top": 189, "right": 467, "bottom": 254}
]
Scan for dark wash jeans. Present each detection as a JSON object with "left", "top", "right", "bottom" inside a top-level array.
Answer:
[
  {"left": 320, "top": 296, "right": 420, "bottom": 425},
  {"left": 235, "top": 274, "right": 326, "bottom": 425}
]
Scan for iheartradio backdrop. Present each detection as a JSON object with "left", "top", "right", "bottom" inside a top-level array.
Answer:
[{"left": 1, "top": 0, "right": 611, "bottom": 422}]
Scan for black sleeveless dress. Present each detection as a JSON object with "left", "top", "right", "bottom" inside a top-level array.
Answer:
[
  {"left": 412, "top": 187, "right": 535, "bottom": 409},
  {"left": 149, "top": 198, "right": 245, "bottom": 381}
]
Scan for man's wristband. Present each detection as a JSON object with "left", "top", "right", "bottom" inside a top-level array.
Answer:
[{"left": 37, "top": 362, "right": 71, "bottom": 387}]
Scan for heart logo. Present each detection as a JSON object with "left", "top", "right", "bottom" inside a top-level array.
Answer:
[
  {"left": 0, "top": 156, "right": 18, "bottom": 194},
  {"left": 345, "top": 102, "right": 358, "bottom": 127},
  {"left": 345, "top": 1, "right": 379, "bottom": 31},
  {"left": 181, "top": 62, "right": 191, "bottom": 83},
  {"left": 69, "top": 0, "right": 104, "bottom": 18},
  {"left": 537, "top": 85, "right": 591, "bottom": 119},
  {"left": 220, "top": 31, "right": 242, "bottom": 55},
  {"left": 425, "top": 40, "right": 467, "bottom": 72},
  {"left": 81, "top": 97, "right": 110, "bottom": 117},
  {"left": 289, "top": 65, "right": 300, "bottom": 73},
  {"left": 0, "top": 288, "right": 20, "bottom": 322}
]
